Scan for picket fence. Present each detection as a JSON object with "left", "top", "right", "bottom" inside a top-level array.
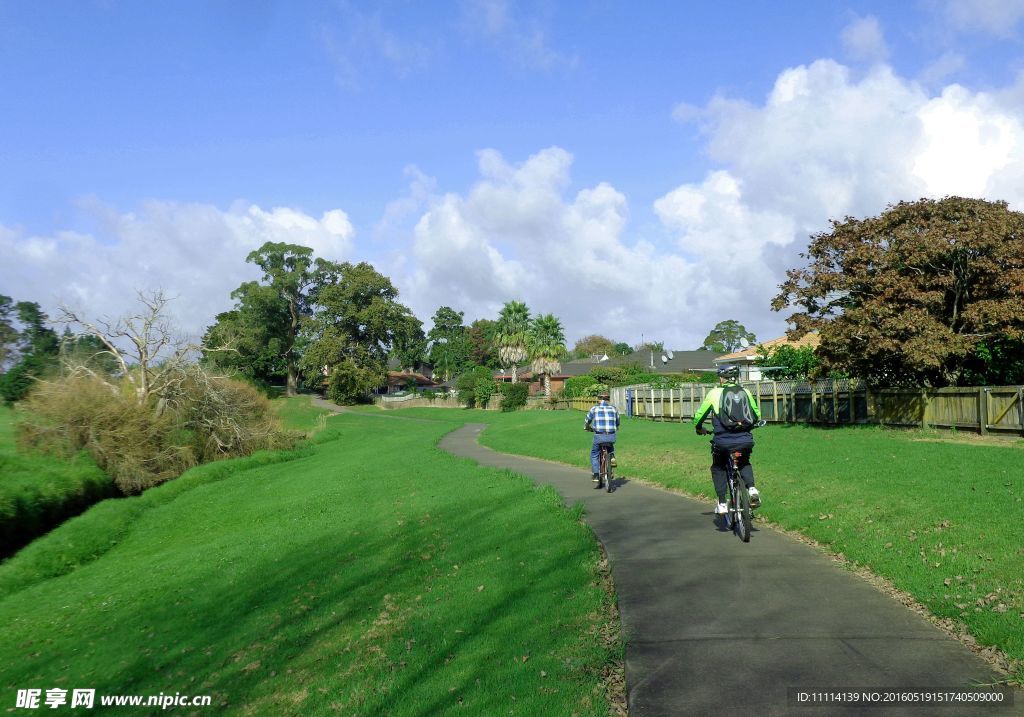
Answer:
[{"left": 555, "top": 380, "right": 1024, "bottom": 436}]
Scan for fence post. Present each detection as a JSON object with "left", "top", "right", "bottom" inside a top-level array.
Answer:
[
  {"left": 772, "top": 381, "right": 778, "bottom": 423},
  {"left": 1019, "top": 387, "right": 1024, "bottom": 437},
  {"left": 689, "top": 383, "right": 695, "bottom": 418},
  {"left": 921, "top": 388, "right": 930, "bottom": 429},
  {"left": 831, "top": 379, "right": 838, "bottom": 424},
  {"left": 811, "top": 382, "right": 818, "bottom": 424},
  {"left": 979, "top": 387, "right": 989, "bottom": 436}
]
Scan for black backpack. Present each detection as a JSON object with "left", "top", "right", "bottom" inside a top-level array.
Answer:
[{"left": 718, "top": 385, "right": 755, "bottom": 431}]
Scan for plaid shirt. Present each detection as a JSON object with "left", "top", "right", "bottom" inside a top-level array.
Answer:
[{"left": 585, "top": 401, "right": 620, "bottom": 433}]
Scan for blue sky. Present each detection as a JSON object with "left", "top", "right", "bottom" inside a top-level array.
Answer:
[{"left": 4, "top": 0, "right": 1024, "bottom": 349}]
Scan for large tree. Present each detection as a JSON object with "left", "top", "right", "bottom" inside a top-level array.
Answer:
[
  {"left": 571, "top": 334, "right": 616, "bottom": 359},
  {"left": 772, "top": 196, "right": 1024, "bottom": 386},
  {"left": 494, "top": 300, "right": 530, "bottom": 383},
  {"left": 244, "top": 242, "right": 337, "bottom": 395},
  {"left": 427, "top": 306, "right": 470, "bottom": 382},
  {"left": 467, "top": 318, "right": 499, "bottom": 368},
  {"left": 701, "top": 320, "right": 756, "bottom": 353},
  {"left": 391, "top": 319, "right": 427, "bottom": 373},
  {"left": 300, "top": 262, "right": 419, "bottom": 403},
  {"left": 203, "top": 281, "right": 292, "bottom": 388},
  {"left": 528, "top": 313, "right": 567, "bottom": 398}
]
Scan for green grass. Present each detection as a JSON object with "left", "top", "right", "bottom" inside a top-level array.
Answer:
[
  {"left": 271, "top": 394, "right": 333, "bottom": 436},
  {"left": 0, "top": 405, "right": 116, "bottom": 557},
  {"left": 372, "top": 406, "right": 1024, "bottom": 681},
  {"left": 0, "top": 406, "right": 619, "bottom": 715}
]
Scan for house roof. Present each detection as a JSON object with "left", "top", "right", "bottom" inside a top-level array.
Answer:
[
  {"left": 386, "top": 371, "right": 437, "bottom": 386},
  {"left": 610, "top": 349, "right": 724, "bottom": 373},
  {"left": 713, "top": 332, "right": 821, "bottom": 363}
]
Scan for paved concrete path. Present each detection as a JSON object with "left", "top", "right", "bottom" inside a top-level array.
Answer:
[{"left": 440, "top": 423, "right": 1021, "bottom": 716}]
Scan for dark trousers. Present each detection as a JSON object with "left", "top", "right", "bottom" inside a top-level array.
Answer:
[{"left": 710, "top": 443, "right": 754, "bottom": 502}]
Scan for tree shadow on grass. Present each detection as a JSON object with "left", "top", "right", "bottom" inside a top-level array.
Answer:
[{"left": 6, "top": 490, "right": 611, "bottom": 717}]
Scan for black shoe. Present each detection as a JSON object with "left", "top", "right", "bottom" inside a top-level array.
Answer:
[{"left": 592, "top": 473, "right": 600, "bottom": 483}]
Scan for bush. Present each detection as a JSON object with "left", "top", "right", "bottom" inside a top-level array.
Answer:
[
  {"left": 0, "top": 354, "right": 56, "bottom": 405},
  {"left": 455, "top": 366, "right": 495, "bottom": 408},
  {"left": 16, "top": 370, "right": 294, "bottom": 494},
  {"left": 473, "top": 380, "right": 495, "bottom": 408},
  {"left": 326, "top": 359, "right": 386, "bottom": 405},
  {"left": 588, "top": 366, "right": 626, "bottom": 385},
  {"left": 620, "top": 372, "right": 714, "bottom": 388},
  {"left": 563, "top": 375, "right": 598, "bottom": 398},
  {"left": 499, "top": 382, "right": 529, "bottom": 412}
]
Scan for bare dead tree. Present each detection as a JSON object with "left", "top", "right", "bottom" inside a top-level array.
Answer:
[{"left": 58, "top": 289, "right": 204, "bottom": 406}]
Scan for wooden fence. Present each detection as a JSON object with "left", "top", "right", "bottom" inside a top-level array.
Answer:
[{"left": 556, "top": 381, "right": 1024, "bottom": 436}]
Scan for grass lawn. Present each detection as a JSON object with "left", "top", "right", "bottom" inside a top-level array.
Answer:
[
  {"left": 0, "top": 400, "right": 620, "bottom": 715},
  {"left": 0, "top": 405, "right": 115, "bottom": 558},
  {"left": 366, "top": 405, "right": 1024, "bottom": 682}
]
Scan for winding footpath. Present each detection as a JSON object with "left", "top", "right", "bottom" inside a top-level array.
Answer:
[
  {"left": 439, "top": 423, "right": 1021, "bottom": 716},
  {"left": 313, "top": 400, "right": 1020, "bottom": 715}
]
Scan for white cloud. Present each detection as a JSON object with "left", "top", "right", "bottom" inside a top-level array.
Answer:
[
  {"left": 460, "top": 0, "right": 578, "bottom": 70},
  {"left": 400, "top": 51, "right": 1024, "bottom": 349},
  {"left": 318, "top": 7, "right": 434, "bottom": 89},
  {"left": 919, "top": 50, "right": 966, "bottom": 88},
  {"left": 652, "top": 55, "right": 1024, "bottom": 338},
  {"left": 404, "top": 148, "right": 724, "bottom": 348},
  {"left": 0, "top": 201, "right": 355, "bottom": 339},
  {"left": 943, "top": 0, "right": 1024, "bottom": 37},
  {"left": 841, "top": 15, "right": 889, "bottom": 63}
]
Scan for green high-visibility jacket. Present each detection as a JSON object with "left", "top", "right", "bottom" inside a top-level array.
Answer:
[{"left": 692, "top": 384, "right": 761, "bottom": 432}]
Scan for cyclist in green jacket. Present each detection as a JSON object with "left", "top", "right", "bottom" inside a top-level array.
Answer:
[{"left": 692, "top": 365, "right": 762, "bottom": 516}]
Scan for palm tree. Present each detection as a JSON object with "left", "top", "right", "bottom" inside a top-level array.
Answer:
[
  {"left": 528, "top": 313, "right": 566, "bottom": 398},
  {"left": 494, "top": 300, "right": 530, "bottom": 383}
]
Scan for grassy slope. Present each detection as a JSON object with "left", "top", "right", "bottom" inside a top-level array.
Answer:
[
  {"left": 371, "top": 406, "right": 1024, "bottom": 679},
  {"left": 0, "top": 400, "right": 618, "bottom": 716},
  {"left": 0, "top": 406, "right": 115, "bottom": 556}
]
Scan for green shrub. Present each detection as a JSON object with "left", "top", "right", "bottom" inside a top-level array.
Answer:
[
  {"left": 587, "top": 366, "right": 625, "bottom": 385},
  {"left": 499, "top": 382, "right": 529, "bottom": 412},
  {"left": 455, "top": 366, "right": 495, "bottom": 408},
  {"left": 473, "top": 379, "right": 495, "bottom": 408},
  {"left": 563, "top": 375, "right": 598, "bottom": 398},
  {"left": 326, "top": 358, "right": 386, "bottom": 405},
  {"left": 0, "top": 354, "right": 56, "bottom": 405}
]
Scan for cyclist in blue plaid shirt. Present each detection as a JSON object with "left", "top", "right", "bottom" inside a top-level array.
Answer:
[{"left": 585, "top": 390, "right": 619, "bottom": 484}]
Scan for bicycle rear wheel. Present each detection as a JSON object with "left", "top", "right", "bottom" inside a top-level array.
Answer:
[
  {"left": 606, "top": 451, "right": 614, "bottom": 493},
  {"left": 597, "top": 447, "right": 607, "bottom": 490}
]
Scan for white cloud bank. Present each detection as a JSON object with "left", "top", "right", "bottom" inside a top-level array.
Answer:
[
  {"left": 0, "top": 201, "right": 354, "bottom": 338},
  {"left": 8, "top": 48, "right": 1024, "bottom": 352},
  {"left": 400, "top": 59, "right": 1024, "bottom": 349}
]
